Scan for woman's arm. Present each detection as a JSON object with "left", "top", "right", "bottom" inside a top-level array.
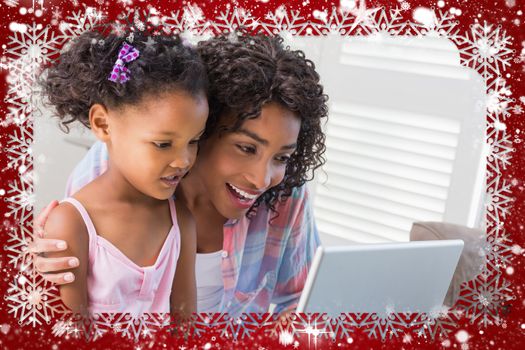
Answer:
[
  {"left": 30, "top": 141, "right": 109, "bottom": 284},
  {"left": 43, "top": 202, "right": 89, "bottom": 313},
  {"left": 31, "top": 201, "right": 78, "bottom": 284},
  {"left": 170, "top": 201, "right": 197, "bottom": 319}
]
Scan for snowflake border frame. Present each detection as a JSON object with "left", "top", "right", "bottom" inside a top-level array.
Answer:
[{"left": 2, "top": 4, "right": 517, "bottom": 344}]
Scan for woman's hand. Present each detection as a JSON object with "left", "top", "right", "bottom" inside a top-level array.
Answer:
[{"left": 30, "top": 200, "right": 79, "bottom": 284}]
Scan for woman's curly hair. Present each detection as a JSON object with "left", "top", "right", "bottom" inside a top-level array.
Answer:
[
  {"left": 197, "top": 34, "right": 328, "bottom": 213},
  {"left": 41, "top": 30, "right": 207, "bottom": 131}
]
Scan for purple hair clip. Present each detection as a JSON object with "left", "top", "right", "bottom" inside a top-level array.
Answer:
[{"left": 108, "top": 42, "right": 140, "bottom": 84}]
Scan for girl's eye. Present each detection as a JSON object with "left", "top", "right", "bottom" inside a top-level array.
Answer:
[
  {"left": 189, "top": 138, "right": 201, "bottom": 145},
  {"left": 153, "top": 142, "right": 171, "bottom": 149},
  {"left": 236, "top": 144, "right": 256, "bottom": 154}
]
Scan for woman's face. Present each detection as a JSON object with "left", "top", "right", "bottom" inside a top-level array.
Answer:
[{"left": 193, "top": 102, "right": 301, "bottom": 219}]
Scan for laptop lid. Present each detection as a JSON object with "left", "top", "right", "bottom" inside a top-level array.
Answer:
[{"left": 296, "top": 239, "right": 464, "bottom": 316}]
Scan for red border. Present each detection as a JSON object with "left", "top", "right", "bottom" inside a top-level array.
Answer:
[{"left": 1, "top": 0, "right": 524, "bottom": 349}]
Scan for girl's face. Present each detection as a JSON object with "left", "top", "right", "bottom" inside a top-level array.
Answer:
[
  {"left": 105, "top": 90, "right": 209, "bottom": 200},
  {"left": 193, "top": 102, "right": 301, "bottom": 219}
]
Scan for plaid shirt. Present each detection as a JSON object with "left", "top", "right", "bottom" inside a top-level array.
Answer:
[{"left": 66, "top": 141, "right": 320, "bottom": 315}]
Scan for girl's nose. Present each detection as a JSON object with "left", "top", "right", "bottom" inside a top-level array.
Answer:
[{"left": 169, "top": 147, "right": 193, "bottom": 170}]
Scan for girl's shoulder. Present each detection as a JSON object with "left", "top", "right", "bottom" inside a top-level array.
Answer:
[{"left": 44, "top": 199, "right": 90, "bottom": 252}]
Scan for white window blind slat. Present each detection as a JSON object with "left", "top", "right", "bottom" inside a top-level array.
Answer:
[
  {"left": 326, "top": 129, "right": 457, "bottom": 160},
  {"left": 330, "top": 112, "right": 460, "bottom": 147},
  {"left": 326, "top": 138, "right": 454, "bottom": 173},
  {"left": 341, "top": 36, "right": 460, "bottom": 66},
  {"left": 326, "top": 150, "right": 452, "bottom": 188},
  {"left": 339, "top": 55, "right": 472, "bottom": 79},
  {"left": 316, "top": 185, "right": 443, "bottom": 222},
  {"left": 320, "top": 163, "right": 449, "bottom": 200},
  {"left": 331, "top": 103, "right": 461, "bottom": 133},
  {"left": 315, "top": 196, "right": 425, "bottom": 232},
  {"left": 317, "top": 172, "right": 446, "bottom": 213},
  {"left": 316, "top": 219, "right": 392, "bottom": 244},
  {"left": 315, "top": 208, "right": 409, "bottom": 242}
]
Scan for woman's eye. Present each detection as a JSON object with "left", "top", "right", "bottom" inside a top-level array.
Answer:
[
  {"left": 153, "top": 142, "right": 171, "bottom": 149},
  {"left": 189, "top": 138, "right": 201, "bottom": 145},
  {"left": 236, "top": 144, "right": 256, "bottom": 154},
  {"left": 276, "top": 155, "right": 291, "bottom": 164}
]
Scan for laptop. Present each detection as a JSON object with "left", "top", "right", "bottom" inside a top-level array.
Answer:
[{"left": 296, "top": 240, "right": 464, "bottom": 316}]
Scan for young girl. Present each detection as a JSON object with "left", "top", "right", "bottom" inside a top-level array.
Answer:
[{"left": 40, "top": 30, "right": 208, "bottom": 316}]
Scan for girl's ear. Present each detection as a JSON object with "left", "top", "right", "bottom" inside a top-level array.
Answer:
[{"left": 89, "top": 104, "right": 111, "bottom": 142}]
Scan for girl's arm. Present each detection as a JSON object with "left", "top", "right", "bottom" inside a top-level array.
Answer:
[
  {"left": 43, "top": 203, "right": 89, "bottom": 313},
  {"left": 170, "top": 201, "right": 197, "bottom": 319}
]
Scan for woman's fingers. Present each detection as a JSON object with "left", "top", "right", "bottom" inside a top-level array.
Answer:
[
  {"left": 34, "top": 255, "right": 78, "bottom": 285},
  {"left": 33, "top": 200, "right": 60, "bottom": 237},
  {"left": 39, "top": 271, "right": 76, "bottom": 285},
  {"left": 29, "top": 201, "right": 76, "bottom": 286},
  {"left": 34, "top": 255, "right": 79, "bottom": 273},
  {"left": 28, "top": 236, "right": 67, "bottom": 254}
]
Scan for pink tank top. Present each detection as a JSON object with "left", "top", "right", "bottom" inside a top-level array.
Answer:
[{"left": 62, "top": 197, "right": 180, "bottom": 315}]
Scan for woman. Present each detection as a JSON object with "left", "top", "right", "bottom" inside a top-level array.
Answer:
[{"left": 32, "top": 34, "right": 328, "bottom": 315}]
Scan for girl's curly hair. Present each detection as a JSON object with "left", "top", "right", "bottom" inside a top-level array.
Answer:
[
  {"left": 41, "top": 30, "right": 207, "bottom": 131},
  {"left": 197, "top": 34, "right": 328, "bottom": 212}
]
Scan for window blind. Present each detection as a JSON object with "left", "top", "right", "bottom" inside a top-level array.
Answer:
[{"left": 290, "top": 36, "right": 486, "bottom": 244}]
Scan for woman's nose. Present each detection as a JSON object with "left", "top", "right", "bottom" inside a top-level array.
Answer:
[{"left": 245, "top": 160, "right": 273, "bottom": 190}]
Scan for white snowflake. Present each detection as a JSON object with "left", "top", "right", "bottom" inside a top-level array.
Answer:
[
  {"left": 6, "top": 23, "right": 62, "bottom": 67},
  {"left": 6, "top": 273, "right": 67, "bottom": 326},
  {"left": 486, "top": 78, "right": 514, "bottom": 125},
  {"left": 4, "top": 57, "right": 40, "bottom": 127},
  {"left": 5, "top": 222, "right": 33, "bottom": 270},
  {"left": 5, "top": 178, "right": 34, "bottom": 223},
  {"left": 326, "top": 313, "right": 360, "bottom": 340},
  {"left": 359, "top": 312, "right": 409, "bottom": 341},
  {"left": 406, "top": 8, "right": 459, "bottom": 37},
  {"left": 364, "top": 7, "right": 407, "bottom": 35},
  {"left": 218, "top": 313, "right": 274, "bottom": 340},
  {"left": 260, "top": 7, "right": 309, "bottom": 35},
  {"left": 344, "top": 0, "right": 381, "bottom": 34},
  {"left": 163, "top": 7, "right": 211, "bottom": 42},
  {"left": 410, "top": 310, "right": 460, "bottom": 340},
  {"left": 210, "top": 7, "right": 259, "bottom": 34},
  {"left": 458, "top": 22, "right": 513, "bottom": 79},
  {"left": 6, "top": 125, "right": 33, "bottom": 170},
  {"left": 52, "top": 314, "right": 101, "bottom": 341},
  {"left": 486, "top": 180, "right": 512, "bottom": 225},
  {"left": 58, "top": 10, "right": 105, "bottom": 41},
  {"left": 51, "top": 7, "right": 62, "bottom": 23},
  {"left": 458, "top": 273, "right": 513, "bottom": 327},
  {"left": 480, "top": 226, "right": 514, "bottom": 272},
  {"left": 487, "top": 130, "right": 513, "bottom": 171},
  {"left": 191, "top": 313, "right": 219, "bottom": 337},
  {"left": 91, "top": 313, "right": 169, "bottom": 341}
]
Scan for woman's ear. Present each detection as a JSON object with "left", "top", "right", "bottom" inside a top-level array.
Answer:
[{"left": 89, "top": 104, "right": 111, "bottom": 142}]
